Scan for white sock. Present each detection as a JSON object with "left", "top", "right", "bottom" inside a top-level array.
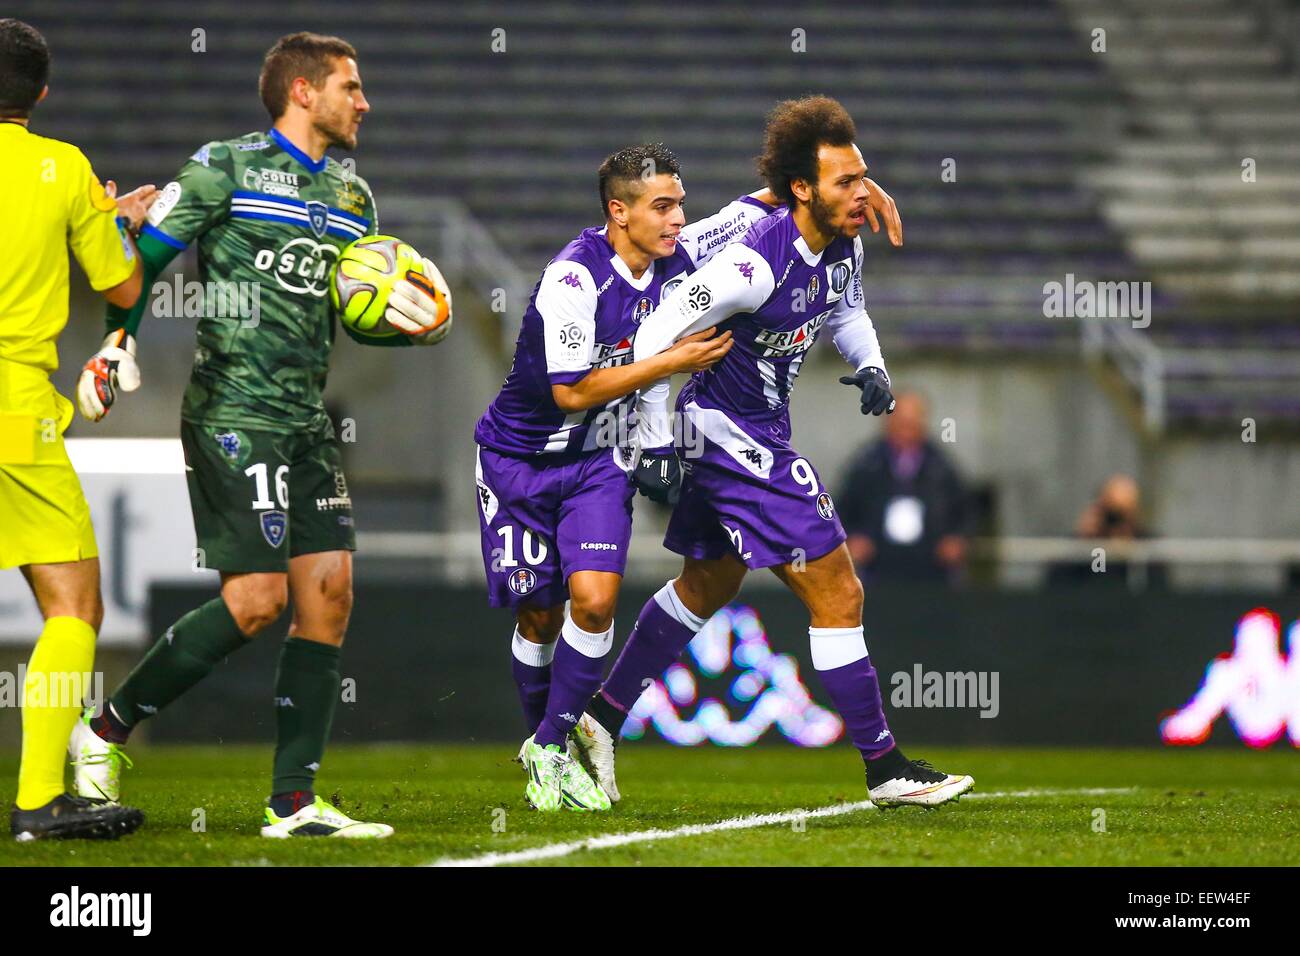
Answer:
[
  {"left": 561, "top": 614, "right": 614, "bottom": 659},
  {"left": 512, "top": 628, "right": 556, "bottom": 667},
  {"left": 653, "top": 580, "right": 708, "bottom": 632},
  {"left": 808, "top": 625, "right": 868, "bottom": 671}
]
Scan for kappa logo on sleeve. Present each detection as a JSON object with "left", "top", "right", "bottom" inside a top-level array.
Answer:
[{"left": 559, "top": 271, "right": 584, "bottom": 290}]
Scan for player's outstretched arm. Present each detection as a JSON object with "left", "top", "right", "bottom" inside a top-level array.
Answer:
[
  {"left": 829, "top": 249, "right": 894, "bottom": 416},
  {"left": 630, "top": 244, "right": 776, "bottom": 450},
  {"left": 863, "top": 177, "right": 903, "bottom": 247},
  {"left": 80, "top": 142, "right": 232, "bottom": 421},
  {"left": 551, "top": 327, "right": 733, "bottom": 413},
  {"left": 78, "top": 231, "right": 182, "bottom": 422},
  {"left": 675, "top": 190, "right": 778, "bottom": 269}
]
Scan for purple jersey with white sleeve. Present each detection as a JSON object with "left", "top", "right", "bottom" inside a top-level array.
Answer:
[
  {"left": 632, "top": 208, "right": 888, "bottom": 569},
  {"left": 473, "top": 195, "right": 774, "bottom": 461},
  {"left": 473, "top": 196, "right": 773, "bottom": 606},
  {"left": 634, "top": 207, "right": 884, "bottom": 430}
]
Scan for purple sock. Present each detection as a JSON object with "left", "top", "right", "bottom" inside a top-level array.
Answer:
[
  {"left": 534, "top": 615, "right": 613, "bottom": 748},
  {"left": 511, "top": 629, "right": 555, "bottom": 733},
  {"left": 810, "top": 626, "right": 895, "bottom": 762},
  {"left": 600, "top": 581, "right": 706, "bottom": 712}
]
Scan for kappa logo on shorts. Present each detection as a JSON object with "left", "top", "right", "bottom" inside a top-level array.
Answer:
[
  {"left": 477, "top": 480, "right": 499, "bottom": 523},
  {"left": 816, "top": 492, "right": 835, "bottom": 520},
  {"left": 508, "top": 568, "right": 537, "bottom": 595},
  {"left": 741, "top": 447, "right": 764, "bottom": 466},
  {"left": 260, "top": 510, "right": 288, "bottom": 548}
]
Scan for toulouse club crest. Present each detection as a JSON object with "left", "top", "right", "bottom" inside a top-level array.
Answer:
[
  {"left": 508, "top": 568, "right": 537, "bottom": 595},
  {"left": 807, "top": 274, "right": 820, "bottom": 300},
  {"left": 816, "top": 493, "right": 835, "bottom": 520},
  {"left": 632, "top": 296, "right": 653, "bottom": 324}
]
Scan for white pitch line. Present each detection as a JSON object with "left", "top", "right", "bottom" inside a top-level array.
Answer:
[{"left": 427, "top": 787, "right": 1135, "bottom": 868}]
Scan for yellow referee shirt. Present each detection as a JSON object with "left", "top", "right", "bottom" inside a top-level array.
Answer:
[
  {"left": 0, "top": 120, "right": 135, "bottom": 365},
  {"left": 0, "top": 121, "right": 134, "bottom": 567}
]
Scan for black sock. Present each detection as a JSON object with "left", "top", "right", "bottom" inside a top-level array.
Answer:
[
  {"left": 866, "top": 745, "right": 909, "bottom": 787},
  {"left": 269, "top": 790, "right": 315, "bottom": 818},
  {"left": 90, "top": 702, "right": 132, "bottom": 745},
  {"left": 588, "top": 690, "right": 626, "bottom": 742}
]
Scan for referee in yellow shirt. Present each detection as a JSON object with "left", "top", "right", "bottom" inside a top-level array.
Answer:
[{"left": 1, "top": 19, "right": 151, "bottom": 840}]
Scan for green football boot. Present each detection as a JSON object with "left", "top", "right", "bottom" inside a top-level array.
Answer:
[
  {"left": 522, "top": 737, "right": 566, "bottom": 812},
  {"left": 558, "top": 749, "right": 612, "bottom": 813},
  {"left": 261, "top": 795, "right": 393, "bottom": 838}
]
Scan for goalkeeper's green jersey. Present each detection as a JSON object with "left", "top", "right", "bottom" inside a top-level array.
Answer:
[{"left": 139, "top": 129, "right": 378, "bottom": 433}]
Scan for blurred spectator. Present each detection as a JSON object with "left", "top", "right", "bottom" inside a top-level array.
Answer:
[
  {"left": 1049, "top": 473, "right": 1165, "bottom": 587},
  {"left": 839, "top": 392, "right": 969, "bottom": 585},
  {"left": 1074, "top": 473, "right": 1144, "bottom": 540}
]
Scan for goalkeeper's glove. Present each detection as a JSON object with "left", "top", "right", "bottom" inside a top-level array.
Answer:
[
  {"left": 76, "top": 329, "right": 140, "bottom": 422},
  {"left": 838, "top": 366, "right": 895, "bottom": 416},
  {"left": 633, "top": 446, "right": 682, "bottom": 505},
  {"left": 383, "top": 256, "right": 453, "bottom": 346}
]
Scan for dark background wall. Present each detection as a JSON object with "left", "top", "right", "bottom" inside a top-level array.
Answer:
[{"left": 140, "top": 583, "right": 1297, "bottom": 748}]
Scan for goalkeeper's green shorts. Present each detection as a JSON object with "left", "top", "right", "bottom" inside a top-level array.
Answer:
[{"left": 180, "top": 419, "right": 355, "bottom": 573}]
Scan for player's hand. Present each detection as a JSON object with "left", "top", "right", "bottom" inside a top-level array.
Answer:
[
  {"left": 383, "top": 257, "right": 453, "bottom": 345},
  {"left": 665, "top": 326, "right": 733, "bottom": 373},
  {"left": 633, "top": 447, "right": 682, "bottom": 505},
  {"left": 839, "top": 366, "right": 895, "bottom": 416},
  {"left": 863, "top": 177, "right": 902, "bottom": 247},
  {"left": 107, "top": 180, "right": 158, "bottom": 235},
  {"left": 76, "top": 329, "right": 140, "bottom": 422}
]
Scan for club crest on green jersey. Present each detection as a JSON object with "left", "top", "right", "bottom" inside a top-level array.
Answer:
[
  {"left": 260, "top": 510, "right": 288, "bottom": 548},
  {"left": 212, "top": 429, "right": 251, "bottom": 467},
  {"left": 306, "top": 201, "right": 329, "bottom": 239}
]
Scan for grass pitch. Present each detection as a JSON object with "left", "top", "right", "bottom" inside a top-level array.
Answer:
[{"left": 2, "top": 744, "right": 1297, "bottom": 866}]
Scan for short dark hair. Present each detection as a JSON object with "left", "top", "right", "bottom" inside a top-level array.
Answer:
[
  {"left": 756, "top": 95, "right": 857, "bottom": 205},
  {"left": 597, "top": 143, "right": 681, "bottom": 219},
  {"left": 0, "top": 19, "right": 50, "bottom": 118},
  {"left": 258, "top": 32, "right": 357, "bottom": 120}
]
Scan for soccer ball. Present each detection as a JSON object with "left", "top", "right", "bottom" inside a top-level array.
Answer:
[{"left": 330, "top": 235, "right": 445, "bottom": 337}]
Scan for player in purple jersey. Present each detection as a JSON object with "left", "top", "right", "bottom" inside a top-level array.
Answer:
[
  {"left": 572, "top": 97, "right": 974, "bottom": 809},
  {"left": 474, "top": 143, "right": 781, "bottom": 811}
]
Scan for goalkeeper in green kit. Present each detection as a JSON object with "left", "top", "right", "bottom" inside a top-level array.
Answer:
[{"left": 69, "top": 33, "right": 451, "bottom": 837}]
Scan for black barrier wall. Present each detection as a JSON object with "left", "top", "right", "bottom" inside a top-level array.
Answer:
[{"left": 146, "top": 584, "right": 1300, "bottom": 748}]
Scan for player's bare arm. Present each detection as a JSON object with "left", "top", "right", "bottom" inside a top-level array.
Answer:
[{"left": 551, "top": 326, "right": 732, "bottom": 412}]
